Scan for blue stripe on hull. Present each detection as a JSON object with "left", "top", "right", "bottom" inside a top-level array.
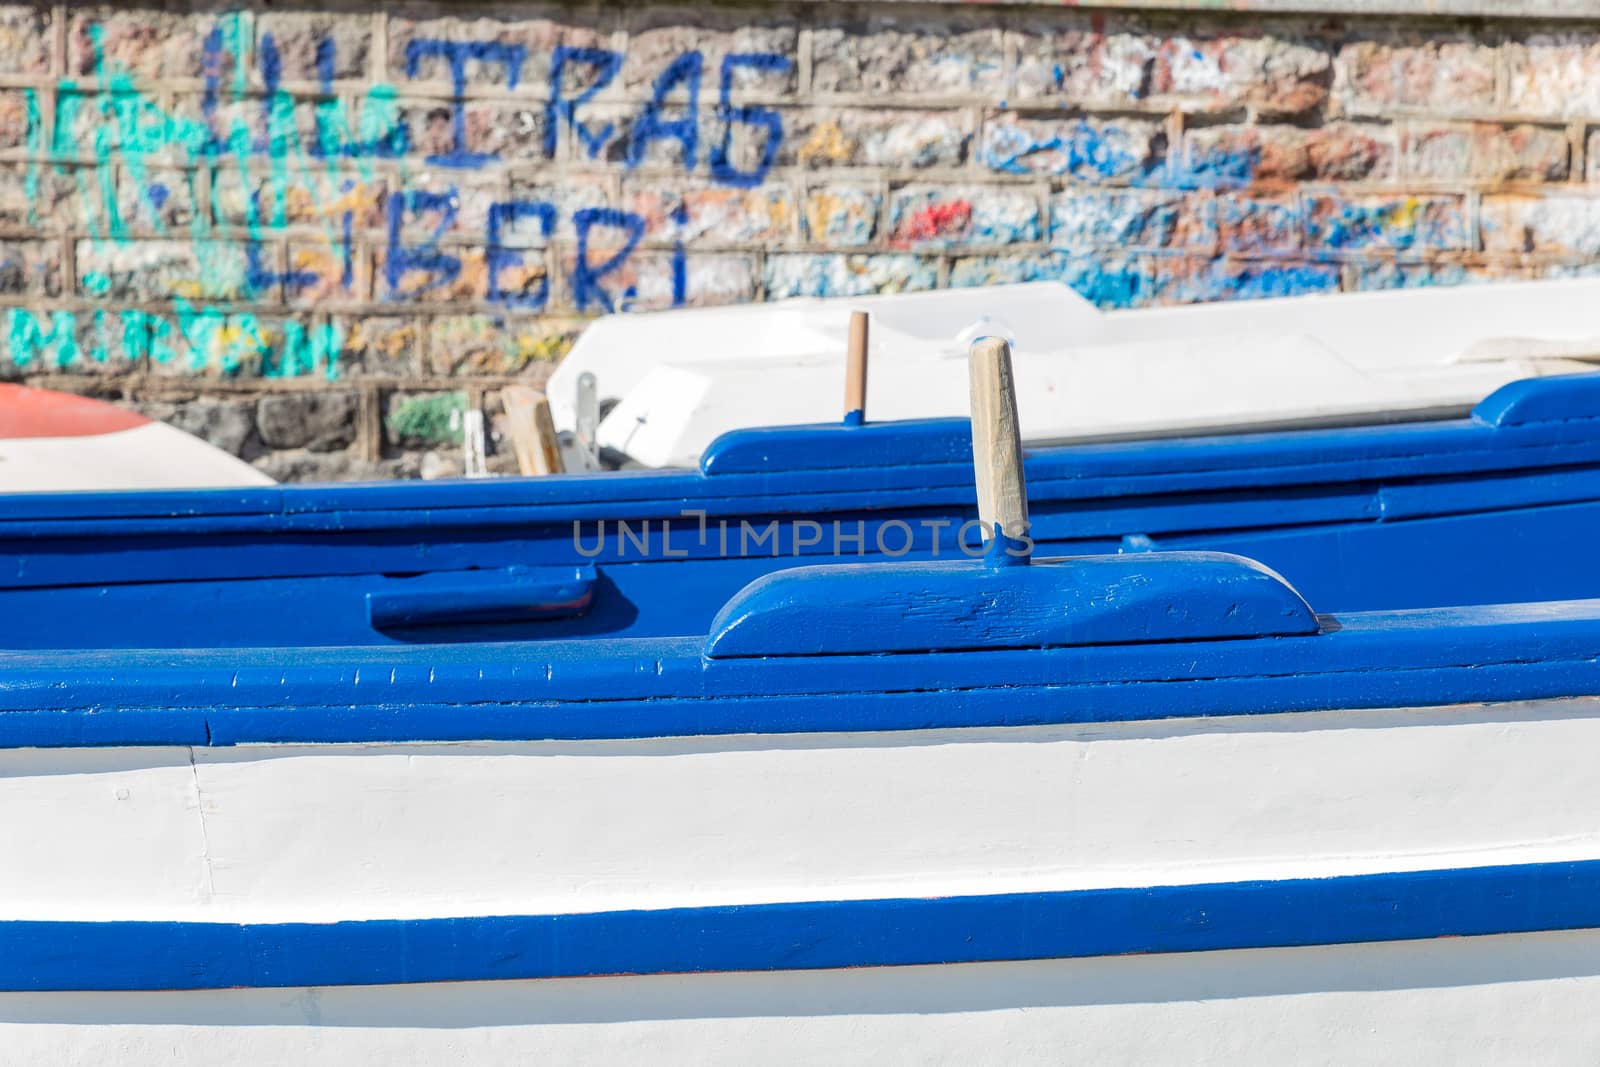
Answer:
[{"left": 7, "top": 859, "right": 1600, "bottom": 992}]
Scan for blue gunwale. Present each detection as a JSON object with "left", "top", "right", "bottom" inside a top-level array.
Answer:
[
  {"left": 3, "top": 597, "right": 1600, "bottom": 746},
  {"left": 4, "top": 858, "right": 1600, "bottom": 991},
  {"left": 4, "top": 374, "right": 1600, "bottom": 538}
]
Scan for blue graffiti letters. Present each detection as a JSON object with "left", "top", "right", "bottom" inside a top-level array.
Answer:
[
  {"left": 546, "top": 46, "right": 623, "bottom": 159},
  {"left": 406, "top": 40, "right": 528, "bottom": 168},
  {"left": 710, "top": 53, "right": 790, "bottom": 188},
  {"left": 572, "top": 208, "right": 646, "bottom": 312}
]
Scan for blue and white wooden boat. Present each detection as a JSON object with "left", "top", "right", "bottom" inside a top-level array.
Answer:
[
  {"left": 9, "top": 370, "right": 1600, "bottom": 648},
  {"left": 3, "top": 341, "right": 1600, "bottom": 1060}
]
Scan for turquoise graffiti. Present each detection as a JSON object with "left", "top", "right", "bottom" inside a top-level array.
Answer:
[{"left": 6, "top": 11, "right": 792, "bottom": 377}]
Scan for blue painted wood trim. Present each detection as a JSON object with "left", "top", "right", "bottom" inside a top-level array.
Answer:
[
  {"left": 7, "top": 859, "right": 1600, "bottom": 991},
  {"left": 6, "top": 597, "right": 1600, "bottom": 746},
  {"left": 8, "top": 374, "right": 1600, "bottom": 540}
]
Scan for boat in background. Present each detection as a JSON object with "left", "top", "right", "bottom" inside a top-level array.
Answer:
[
  {"left": 550, "top": 278, "right": 1600, "bottom": 467},
  {"left": 5, "top": 341, "right": 1600, "bottom": 1057},
  {"left": 8, "top": 370, "right": 1600, "bottom": 648},
  {"left": 0, "top": 384, "right": 272, "bottom": 491}
]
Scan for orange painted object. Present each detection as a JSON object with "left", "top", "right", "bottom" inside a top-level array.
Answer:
[{"left": 0, "top": 384, "right": 149, "bottom": 439}]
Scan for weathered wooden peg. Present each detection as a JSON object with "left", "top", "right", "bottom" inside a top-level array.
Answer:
[
  {"left": 844, "top": 310, "right": 869, "bottom": 426},
  {"left": 967, "top": 335, "right": 1029, "bottom": 560}
]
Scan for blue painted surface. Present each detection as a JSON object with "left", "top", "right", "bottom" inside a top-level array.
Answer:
[
  {"left": 6, "top": 591, "right": 1600, "bottom": 746},
  {"left": 5, "top": 859, "right": 1600, "bottom": 990},
  {"left": 7, "top": 374, "right": 1600, "bottom": 648},
  {"left": 366, "top": 565, "right": 595, "bottom": 629},
  {"left": 705, "top": 552, "right": 1318, "bottom": 657}
]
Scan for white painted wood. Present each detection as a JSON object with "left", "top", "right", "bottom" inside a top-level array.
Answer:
[
  {"left": 3, "top": 932, "right": 1600, "bottom": 1064},
  {"left": 0, "top": 421, "right": 273, "bottom": 491},
  {"left": 4, "top": 698, "right": 1600, "bottom": 923},
  {"left": 968, "top": 336, "right": 1027, "bottom": 543},
  {"left": 557, "top": 277, "right": 1600, "bottom": 468}
]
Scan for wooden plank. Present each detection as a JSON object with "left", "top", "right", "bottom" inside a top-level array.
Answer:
[
  {"left": 967, "top": 336, "right": 1028, "bottom": 549},
  {"left": 844, "top": 310, "right": 869, "bottom": 424},
  {"left": 501, "top": 386, "right": 564, "bottom": 476}
]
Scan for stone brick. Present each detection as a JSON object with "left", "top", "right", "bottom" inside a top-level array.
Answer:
[
  {"left": 147, "top": 311, "right": 324, "bottom": 379},
  {"left": 1217, "top": 194, "right": 1301, "bottom": 256},
  {"left": 763, "top": 253, "right": 937, "bottom": 299},
  {"left": 378, "top": 244, "right": 546, "bottom": 305},
  {"left": 1303, "top": 194, "right": 1469, "bottom": 254},
  {"left": 77, "top": 240, "right": 255, "bottom": 302},
  {"left": 980, "top": 115, "right": 1160, "bottom": 183},
  {"left": 1173, "top": 124, "right": 1393, "bottom": 188},
  {"left": 253, "top": 451, "right": 420, "bottom": 484},
  {"left": 1049, "top": 190, "right": 1217, "bottom": 255},
  {"left": 427, "top": 314, "right": 577, "bottom": 375},
  {"left": 392, "top": 172, "right": 501, "bottom": 243},
  {"left": 1008, "top": 17, "right": 1333, "bottom": 114},
  {"left": 786, "top": 110, "right": 971, "bottom": 170},
  {"left": 388, "top": 10, "right": 609, "bottom": 93},
  {"left": 803, "top": 185, "right": 880, "bottom": 246},
  {"left": 256, "top": 12, "right": 371, "bottom": 84},
  {"left": 1334, "top": 34, "right": 1496, "bottom": 115},
  {"left": 0, "top": 4, "right": 49, "bottom": 74},
  {"left": 385, "top": 390, "right": 466, "bottom": 448},
  {"left": 1404, "top": 124, "right": 1569, "bottom": 182},
  {"left": 1350, "top": 260, "right": 1524, "bottom": 292},
  {"left": 116, "top": 168, "right": 199, "bottom": 233},
  {"left": 704, "top": 109, "right": 788, "bottom": 181},
  {"left": 0, "top": 239, "right": 59, "bottom": 295},
  {"left": 166, "top": 95, "right": 328, "bottom": 165},
  {"left": 1008, "top": 16, "right": 1156, "bottom": 107},
  {"left": 303, "top": 91, "right": 410, "bottom": 161},
  {"left": 149, "top": 396, "right": 259, "bottom": 457},
  {"left": 1505, "top": 33, "right": 1600, "bottom": 119},
  {"left": 812, "top": 14, "right": 1004, "bottom": 96},
  {"left": 1481, "top": 195, "right": 1600, "bottom": 257},
  {"left": 580, "top": 106, "right": 700, "bottom": 170},
  {"left": 212, "top": 170, "right": 386, "bottom": 231},
  {"left": 0, "top": 89, "right": 32, "bottom": 151},
  {"left": 1588, "top": 131, "right": 1600, "bottom": 183},
  {"left": 332, "top": 315, "right": 423, "bottom": 376},
  {"left": 554, "top": 249, "right": 756, "bottom": 312},
  {"left": 949, "top": 251, "right": 1070, "bottom": 289},
  {"left": 622, "top": 181, "right": 798, "bottom": 245},
  {"left": 0, "top": 305, "right": 142, "bottom": 376},
  {"left": 0, "top": 165, "right": 76, "bottom": 230},
  {"left": 887, "top": 184, "right": 1040, "bottom": 249},
  {"left": 501, "top": 178, "right": 611, "bottom": 246},
  {"left": 256, "top": 391, "right": 358, "bottom": 451},
  {"left": 622, "top": 8, "right": 799, "bottom": 95},
  {"left": 54, "top": 91, "right": 197, "bottom": 167},
  {"left": 286, "top": 240, "right": 372, "bottom": 307},
  {"left": 69, "top": 8, "right": 228, "bottom": 79},
  {"left": 402, "top": 99, "right": 551, "bottom": 165},
  {"left": 1147, "top": 26, "right": 1332, "bottom": 115},
  {"left": 466, "top": 102, "right": 551, "bottom": 163},
  {"left": 1149, "top": 258, "right": 1341, "bottom": 305}
]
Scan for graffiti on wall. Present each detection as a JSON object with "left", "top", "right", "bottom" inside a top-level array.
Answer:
[{"left": 6, "top": 12, "right": 792, "bottom": 376}]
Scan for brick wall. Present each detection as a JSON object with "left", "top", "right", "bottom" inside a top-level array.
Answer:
[{"left": 0, "top": 2, "right": 1596, "bottom": 478}]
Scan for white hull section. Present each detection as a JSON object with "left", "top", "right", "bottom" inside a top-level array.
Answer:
[
  {"left": 6, "top": 695, "right": 1600, "bottom": 1058},
  {"left": 549, "top": 279, "right": 1600, "bottom": 467},
  {"left": 0, "top": 421, "right": 272, "bottom": 491},
  {"left": 4, "top": 933, "right": 1600, "bottom": 1065},
  {"left": 0, "top": 697, "right": 1591, "bottom": 923}
]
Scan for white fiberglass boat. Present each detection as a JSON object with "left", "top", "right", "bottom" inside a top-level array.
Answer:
[
  {"left": 550, "top": 279, "right": 1600, "bottom": 468},
  {"left": 0, "top": 384, "right": 271, "bottom": 491}
]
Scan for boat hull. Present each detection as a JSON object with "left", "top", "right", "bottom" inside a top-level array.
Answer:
[{"left": 3, "top": 933, "right": 1599, "bottom": 1064}]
